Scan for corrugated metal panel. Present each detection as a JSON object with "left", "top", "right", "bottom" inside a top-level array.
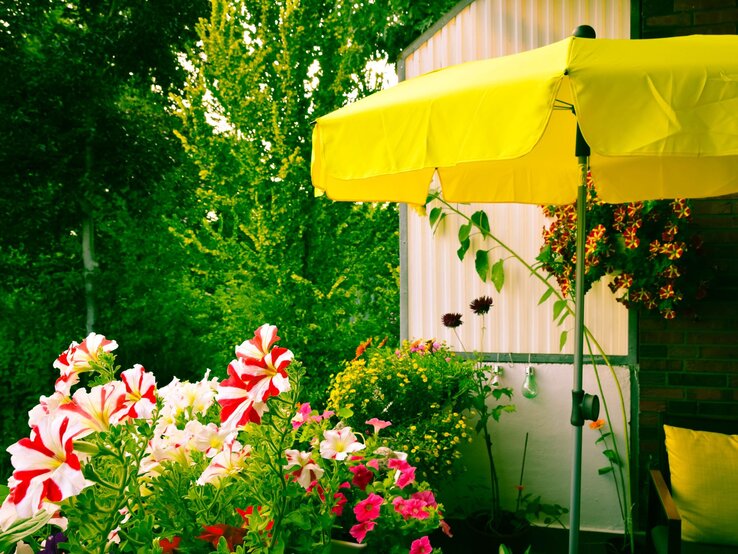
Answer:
[{"left": 402, "top": 0, "right": 631, "bottom": 356}]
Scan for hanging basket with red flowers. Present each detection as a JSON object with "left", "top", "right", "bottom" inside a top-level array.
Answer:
[{"left": 537, "top": 173, "right": 712, "bottom": 320}]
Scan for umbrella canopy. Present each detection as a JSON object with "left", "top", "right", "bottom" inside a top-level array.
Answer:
[
  {"left": 312, "top": 34, "right": 738, "bottom": 205},
  {"left": 310, "top": 32, "right": 738, "bottom": 553}
]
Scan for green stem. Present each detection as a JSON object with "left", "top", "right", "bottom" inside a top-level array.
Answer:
[{"left": 436, "top": 196, "right": 634, "bottom": 545}]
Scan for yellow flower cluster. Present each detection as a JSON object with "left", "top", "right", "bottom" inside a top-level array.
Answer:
[{"left": 327, "top": 340, "right": 477, "bottom": 486}]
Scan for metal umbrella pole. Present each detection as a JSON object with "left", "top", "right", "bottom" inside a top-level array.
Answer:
[{"left": 567, "top": 26, "right": 602, "bottom": 554}]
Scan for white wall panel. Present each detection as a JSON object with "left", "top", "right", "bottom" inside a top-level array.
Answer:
[
  {"left": 401, "top": 0, "right": 631, "bottom": 356},
  {"left": 398, "top": 1, "right": 633, "bottom": 533}
]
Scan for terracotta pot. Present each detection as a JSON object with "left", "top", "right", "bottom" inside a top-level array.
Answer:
[{"left": 330, "top": 538, "right": 367, "bottom": 553}]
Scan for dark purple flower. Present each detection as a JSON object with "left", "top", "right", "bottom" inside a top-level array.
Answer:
[
  {"left": 441, "top": 313, "right": 463, "bottom": 328},
  {"left": 41, "top": 533, "right": 67, "bottom": 553},
  {"left": 469, "top": 296, "right": 494, "bottom": 315}
]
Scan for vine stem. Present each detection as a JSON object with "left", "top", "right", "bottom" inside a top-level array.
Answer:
[{"left": 436, "top": 196, "right": 633, "bottom": 547}]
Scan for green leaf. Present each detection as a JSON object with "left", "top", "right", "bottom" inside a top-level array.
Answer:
[
  {"left": 429, "top": 206, "right": 444, "bottom": 232},
  {"left": 559, "top": 330, "right": 568, "bottom": 351},
  {"left": 458, "top": 222, "right": 472, "bottom": 242},
  {"left": 471, "top": 210, "right": 491, "bottom": 237},
  {"left": 538, "top": 287, "right": 554, "bottom": 305},
  {"left": 336, "top": 407, "right": 353, "bottom": 418},
  {"left": 596, "top": 432, "right": 612, "bottom": 444},
  {"left": 490, "top": 259, "right": 505, "bottom": 292},
  {"left": 603, "top": 449, "right": 621, "bottom": 464},
  {"left": 598, "top": 466, "right": 614, "bottom": 475},
  {"left": 552, "top": 299, "right": 567, "bottom": 320},
  {"left": 475, "top": 250, "right": 490, "bottom": 281},
  {"left": 457, "top": 237, "right": 471, "bottom": 261}
]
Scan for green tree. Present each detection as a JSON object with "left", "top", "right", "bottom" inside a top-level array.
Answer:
[
  {"left": 0, "top": 0, "right": 210, "bottom": 476},
  {"left": 172, "top": 0, "right": 458, "bottom": 398}
]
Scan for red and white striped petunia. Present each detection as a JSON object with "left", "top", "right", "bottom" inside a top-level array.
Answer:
[
  {"left": 196, "top": 438, "right": 251, "bottom": 485},
  {"left": 59, "top": 382, "right": 128, "bottom": 434},
  {"left": 217, "top": 326, "right": 293, "bottom": 429},
  {"left": 217, "top": 363, "right": 270, "bottom": 430},
  {"left": 235, "top": 324, "right": 280, "bottom": 362},
  {"left": 235, "top": 346, "right": 292, "bottom": 403},
  {"left": 120, "top": 364, "right": 157, "bottom": 419},
  {"left": 283, "top": 449, "right": 324, "bottom": 489},
  {"left": 53, "top": 333, "right": 118, "bottom": 395},
  {"left": 5, "top": 415, "right": 90, "bottom": 519}
]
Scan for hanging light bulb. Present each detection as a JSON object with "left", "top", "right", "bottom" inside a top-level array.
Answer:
[
  {"left": 522, "top": 366, "right": 539, "bottom": 399},
  {"left": 491, "top": 365, "right": 503, "bottom": 387}
]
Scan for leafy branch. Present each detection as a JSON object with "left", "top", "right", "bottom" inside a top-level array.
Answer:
[{"left": 426, "top": 192, "right": 633, "bottom": 547}]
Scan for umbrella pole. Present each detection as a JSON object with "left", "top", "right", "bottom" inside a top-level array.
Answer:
[{"left": 568, "top": 157, "right": 588, "bottom": 554}]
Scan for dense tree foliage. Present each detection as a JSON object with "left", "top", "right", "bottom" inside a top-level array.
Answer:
[
  {"left": 0, "top": 0, "right": 459, "bottom": 475},
  {"left": 0, "top": 0, "right": 211, "bottom": 476},
  {"left": 169, "top": 0, "right": 460, "bottom": 398}
]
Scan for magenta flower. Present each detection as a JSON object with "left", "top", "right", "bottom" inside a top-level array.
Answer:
[
  {"left": 349, "top": 464, "right": 374, "bottom": 491},
  {"left": 411, "top": 490, "right": 437, "bottom": 507},
  {"left": 349, "top": 521, "right": 376, "bottom": 543},
  {"left": 389, "top": 458, "right": 416, "bottom": 489},
  {"left": 409, "top": 536, "right": 433, "bottom": 554},
  {"left": 392, "top": 497, "right": 431, "bottom": 520},
  {"left": 353, "top": 492, "right": 384, "bottom": 522},
  {"left": 332, "top": 492, "right": 347, "bottom": 516}
]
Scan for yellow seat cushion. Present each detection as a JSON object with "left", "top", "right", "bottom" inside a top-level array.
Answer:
[{"left": 664, "top": 425, "right": 738, "bottom": 545}]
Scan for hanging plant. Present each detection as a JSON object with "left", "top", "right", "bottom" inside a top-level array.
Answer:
[{"left": 537, "top": 173, "right": 712, "bottom": 319}]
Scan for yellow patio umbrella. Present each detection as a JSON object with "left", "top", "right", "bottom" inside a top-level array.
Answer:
[{"left": 311, "top": 27, "right": 738, "bottom": 553}]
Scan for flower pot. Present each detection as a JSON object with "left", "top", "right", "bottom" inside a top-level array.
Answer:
[
  {"left": 330, "top": 538, "right": 367, "bottom": 553},
  {"left": 462, "top": 511, "right": 531, "bottom": 553},
  {"left": 604, "top": 535, "right": 640, "bottom": 554}
]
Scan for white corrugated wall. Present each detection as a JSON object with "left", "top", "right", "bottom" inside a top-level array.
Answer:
[
  {"left": 398, "top": 1, "right": 633, "bottom": 533},
  {"left": 401, "top": 0, "right": 632, "bottom": 357}
]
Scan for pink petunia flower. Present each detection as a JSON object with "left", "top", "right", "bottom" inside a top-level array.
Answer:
[
  {"left": 392, "top": 497, "right": 431, "bottom": 520},
  {"left": 409, "top": 536, "right": 433, "bottom": 554},
  {"left": 411, "top": 490, "right": 437, "bottom": 507},
  {"left": 349, "top": 520, "right": 376, "bottom": 543},
  {"left": 353, "top": 493, "right": 383, "bottom": 522},
  {"left": 332, "top": 492, "right": 347, "bottom": 516},
  {"left": 388, "top": 458, "right": 416, "bottom": 489},
  {"left": 365, "top": 418, "right": 391, "bottom": 434},
  {"left": 291, "top": 402, "right": 324, "bottom": 429}
]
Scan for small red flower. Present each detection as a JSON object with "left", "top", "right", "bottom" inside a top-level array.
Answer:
[
  {"left": 198, "top": 524, "right": 246, "bottom": 550},
  {"left": 160, "top": 536, "right": 181, "bottom": 553}
]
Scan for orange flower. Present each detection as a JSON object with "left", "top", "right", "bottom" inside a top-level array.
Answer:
[
  {"left": 353, "top": 338, "right": 373, "bottom": 361},
  {"left": 589, "top": 419, "right": 606, "bottom": 430}
]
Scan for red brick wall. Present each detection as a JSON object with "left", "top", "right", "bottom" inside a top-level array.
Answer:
[
  {"left": 640, "top": 0, "right": 738, "bottom": 37},
  {"left": 634, "top": 0, "right": 738, "bottom": 526},
  {"left": 638, "top": 197, "right": 738, "bottom": 458}
]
